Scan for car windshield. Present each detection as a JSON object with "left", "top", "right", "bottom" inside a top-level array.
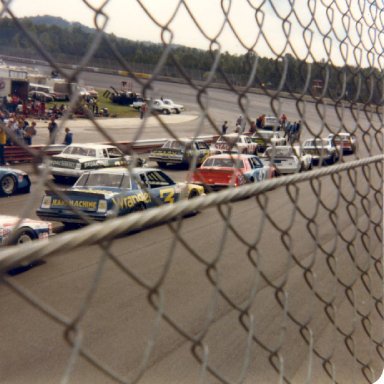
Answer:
[
  {"left": 63, "top": 146, "right": 97, "bottom": 157},
  {"left": 75, "top": 173, "right": 130, "bottom": 188},
  {"left": 163, "top": 141, "right": 186, "bottom": 150},
  {"left": 203, "top": 157, "right": 244, "bottom": 168},
  {"left": 107, "top": 147, "right": 123, "bottom": 158},
  {"left": 265, "top": 148, "right": 293, "bottom": 157}
]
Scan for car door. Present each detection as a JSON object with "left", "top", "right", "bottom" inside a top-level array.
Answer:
[
  {"left": 106, "top": 147, "right": 126, "bottom": 167},
  {"left": 249, "top": 157, "right": 267, "bottom": 181},
  {"left": 141, "top": 170, "right": 180, "bottom": 206}
]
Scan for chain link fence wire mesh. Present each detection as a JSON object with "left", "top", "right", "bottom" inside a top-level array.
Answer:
[{"left": 0, "top": 0, "right": 383, "bottom": 383}]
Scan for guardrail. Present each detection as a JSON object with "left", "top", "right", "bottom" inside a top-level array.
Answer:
[{"left": 3, "top": 135, "right": 221, "bottom": 163}]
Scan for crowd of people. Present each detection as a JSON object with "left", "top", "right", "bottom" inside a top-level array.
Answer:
[
  {"left": 2, "top": 93, "right": 68, "bottom": 120},
  {"left": 221, "top": 113, "right": 302, "bottom": 143}
]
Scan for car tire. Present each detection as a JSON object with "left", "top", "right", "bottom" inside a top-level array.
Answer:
[
  {"left": 10, "top": 228, "right": 37, "bottom": 245},
  {"left": 162, "top": 109, "right": 169, "bottom": 115},
  {"left": 157, "top": 161, "right": 166, "bottom": 168},
  {"left": 0, "top": 175, "right": 16, "bottom": 196},
  {"left": 175, "top": 109, "right": 180, "bottom": 114},
  {"left": 186, "top": 189, "right": 200, "bottom": 216}
]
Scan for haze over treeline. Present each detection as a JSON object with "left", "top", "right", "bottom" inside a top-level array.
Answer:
[{"left": 0, "top": 15, "right": 382, "bottom": 104}]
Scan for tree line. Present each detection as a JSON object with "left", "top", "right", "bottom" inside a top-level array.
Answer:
[{"left": 0, "top": 16, "right": 382, "bottom": 105}]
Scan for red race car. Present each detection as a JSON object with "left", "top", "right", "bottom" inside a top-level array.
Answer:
[{"left": 190, "top": 154, "right": 276, "bottom": 192}]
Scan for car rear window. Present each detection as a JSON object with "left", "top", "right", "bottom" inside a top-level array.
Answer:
[
  {"left": 76, "top": 173, "right": 125, "bottom": 188},
  {"left": 203, "top": 158, "right": 243, "bottom": 168}
]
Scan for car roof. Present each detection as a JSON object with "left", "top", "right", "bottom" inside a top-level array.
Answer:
[
  {"left": 165, "top": 138, "right": 204, "bottom": 143},
  {"left": 206, "top": 154, "right": 257, "bottom": 159},
  {"left": 219, "top": 133, "right": 246, "bottom": 138},
  {"left": 67, "top": 143, "right": 120, "bottom": 149},
  {"left": 82, "top": 167, "right": 159, "bottom": 175}
]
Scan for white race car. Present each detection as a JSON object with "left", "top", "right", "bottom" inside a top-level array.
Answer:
[
  {"left": 302, "top": 138, "right": 341, "bottom": 165},
  {"left": 0, "top": 215, "right": 52, "bottom": 246},
  {"left": 47, "top": 143, "right": 143, "bottom": 182},
  {"left": 263, "top": 145, "right": 302, "bottom": 174},
  {"left": 213, "top": 133, "right": 258, "bottom": 155}
]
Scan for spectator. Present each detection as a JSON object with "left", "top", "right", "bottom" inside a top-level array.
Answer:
[
  {"left": 284, "top": 121, "right": 291, "bottom": 139},
  {"left": 63, "top": 127, "right": 73, "bottom": 145},
  {"left": 256, "top": 115, "right": 263, "bottom": 128},
  {"left": 0, "top": 122, "right": 6, "bottom": 165},
  {"left": 236, "top": 115, "right": 246, "bottom": 133},
  {"left": 88, "top": 97, "right": 95, "bottom": 113},
  {"left": 140, "top": 103, "right": 147, "bottom": 119},
  {"left": 24, "top": 120, "right": 37, "bottom": 145},
  {"left": 39, "top": 102, "right": 46, "bottom": 119},
  {"left": 221, "top": 121, "right": 228, "bottom": 134},
  {"left": 48, "top": 116, "right": 58, "bottom": 144},
  {"left": 249, "top": 121, "right": 256, "bottom": 134},
  {"left": 94, "top": 100, "right": 99, "bottom": 115},
  {"left": 296, "top": 120, "right": 302, "bottom": 141},
  {"left": 280, "top": 113, "right": 287, "bottom": 129}
]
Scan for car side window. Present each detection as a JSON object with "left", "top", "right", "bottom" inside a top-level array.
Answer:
[
  {"left": 145, "top": 171, "right": 175, "bottom": 188},
  {"left": 120, "top": 175, "right": 132, "bottom": 189},
  {"left": 108, "top": 148, "right": 123, "bottom": 158}
]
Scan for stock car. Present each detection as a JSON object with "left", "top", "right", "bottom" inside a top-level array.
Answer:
[
  {"left": 251, "top": 116, "right": 286, "bottom": 152},
  {"left": 302, "top": 137, "right": 341, "bottom": 165},
  {"left": 148, "top": 139, "right": 211, "bottom": 167},
  {"left": 190, "top": 154, "right": 276, "bottom": 191},
  {"left": 327, "top": 132, "right": 357, "bottom": 154},
  {"left": 213, "top": 134, "right": 258, "bottom": 155},
  {"left": 0, "top": 167, "right": 31, "bottom": 196},
  {"left": 0, "top": 215, "right": 52, "bottom": 246},
  {"left": 47, "top": 143, "right": 142, "bottom": 182},
  {"left": 263, "top": 145, "right": 310, "bottom": 174},
  {"left": 36, "top": 167, "right": 205, "bottom": 225}
]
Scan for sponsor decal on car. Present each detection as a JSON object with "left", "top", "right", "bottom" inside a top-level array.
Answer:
[
  {"left": 51, "top": 198, "right": 98, "bottom": 210},
  {"left": 112, "top": 192, "right": 151, "bottom": 209}
]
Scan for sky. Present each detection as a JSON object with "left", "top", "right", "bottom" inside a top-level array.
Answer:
[{"left": 2, "top": 0, "right": 384, "bottom": 68}]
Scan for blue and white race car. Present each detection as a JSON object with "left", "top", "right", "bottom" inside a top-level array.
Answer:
[
  {"left": 36, "top": 167, "right": 205, "bottom": 225},
  {"left": 0, "top": 167, "right": 31, "bottom": 196},
  {"left": 0, "top": 215, "right": 52, "bottom": 246}
]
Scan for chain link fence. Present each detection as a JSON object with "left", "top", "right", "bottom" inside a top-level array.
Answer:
[{"left": 0, "top": 0, "right": 383, "bottom": 383}]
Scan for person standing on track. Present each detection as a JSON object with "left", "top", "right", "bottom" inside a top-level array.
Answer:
[{"left": 48, "top": 116, "right": 58, "bottom": 144}]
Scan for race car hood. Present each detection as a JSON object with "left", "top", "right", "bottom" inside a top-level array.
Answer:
[{"left": 51, "top": 154, "right": 99, "bottom": 163}]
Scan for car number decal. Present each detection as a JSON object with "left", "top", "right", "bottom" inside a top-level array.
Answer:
[{"left": 160, "top": 188, "right": 175, "bottom": 204}]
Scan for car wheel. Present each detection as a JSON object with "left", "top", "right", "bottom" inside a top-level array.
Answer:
[
  {"left": 0, "top": 175, "right": 16, "bottom": 196},
  {"left": 162, "top": 109, "right": 169, "bottom": 115},
  {"left": 186, "top": 190, "right": 200, "bottom": 216},
  {"left": 175, "top": 109, "right": 180, "bottom": 114},
  {"left": 10, "top": 228, "right": 37, "bottom": 245},
  {"left": 157, "top": 161, "right": 166, "bottom": 168}
]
